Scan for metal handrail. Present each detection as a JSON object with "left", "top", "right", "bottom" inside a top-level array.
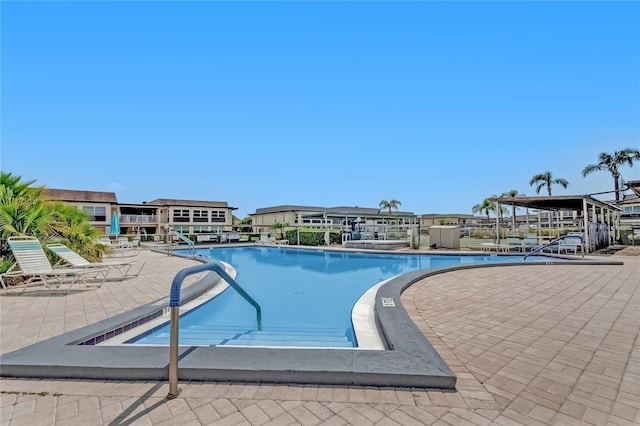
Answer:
[
  {"left": 524, "top": 235, "right": 584, "bottom": 260},
  {"left": 168, "top": 230, "right": 195, "bottom": 254},
  {"left": 167, "top": 260, "right": 262, "bottom": 398}
]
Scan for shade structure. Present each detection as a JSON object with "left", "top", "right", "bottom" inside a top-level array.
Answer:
[{"left": 109, "top": 212, "right": 120, "bottom": 237}]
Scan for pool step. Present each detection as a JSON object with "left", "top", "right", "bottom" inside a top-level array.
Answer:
[{"left": 137, "top": 325, "right": 355, "bottom": 347}]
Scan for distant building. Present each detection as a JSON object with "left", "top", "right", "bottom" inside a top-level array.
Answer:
[
  {"left": 250, "top": 205, "right": 419, "bottom": 235},
  {"left": 43, "top": 189, "right": 236, "bottom": 238},
  {"left": 417, "top": 214, "right": 480, "bottom": 228}
]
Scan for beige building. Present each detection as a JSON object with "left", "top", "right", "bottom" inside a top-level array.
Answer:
[
  {"left": 43, "top": 189, "right": 236, "bottom": 239},
  {"left": 418, "top": 214, "right": 480, "bottom": 228},
  {"left": 250, "top": 205, "right": 419, "bottom": 235}
]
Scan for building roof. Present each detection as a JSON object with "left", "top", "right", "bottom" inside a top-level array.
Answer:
[
  {"left": 253, "top": 205, "right": 416, "bottom": 216},
  {"left": 253, "top": 205, "right": 324, "bottom": 215},
  {"left": 626, "top": 180, "right": 640, "bottom": 197},
  {"left": 43, "top": 188, "right": 118, "bottom": 203},
  {"left": 490, "top": 195, "right": 621, "bottom": 211},
  {"left": 419, "top": 213, "right": 477, "bottom": 219},
  {"left": 145, "top": 198, "right": 235, "bottom": 209}
]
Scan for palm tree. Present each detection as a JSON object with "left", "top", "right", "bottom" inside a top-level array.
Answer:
[
  {"left": 49, "top": 202, "right": 103, "bottom": 261},
  {"left": 472, "top": 197, "right": 508, "bottom": 222},
  {"left": 472, "top": 198, "right": 494, "bottom": 222},
  {"left": 269, "top": 221, "right": 288, "bottom": 240},
  {"left": 379, "top": 199, "right": 401, "bottom": 214},
  {"left": 0, "top": 172, "right": 52, "bottom": 241},
  {"left": 501, "top": 189, "right": 525, "bottom": 232},
  {"left": 582, "top": 148, "right": 640, "bottom": 203},
  {"left": 0, "top": 172, "right": 106, "bottom": 267},
  {"left": 529, "top": 171, "right": 569, "bottom": 196}
]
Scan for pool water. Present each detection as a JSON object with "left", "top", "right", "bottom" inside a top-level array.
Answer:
[{"left": 132, "top": 247, "right": 546, "bottom": 348}]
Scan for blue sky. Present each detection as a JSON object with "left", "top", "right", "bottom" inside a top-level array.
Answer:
[{"left": 1, "top": 1, "right": 639, "bottom": 218}]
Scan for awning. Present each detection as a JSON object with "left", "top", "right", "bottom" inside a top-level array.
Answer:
[{"left": 489, "top": 195, "right": 621, "bottom": 212}]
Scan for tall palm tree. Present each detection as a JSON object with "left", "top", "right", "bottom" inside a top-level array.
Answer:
[
  {"left": 472, "top": 197, "right": 508, "bottom": 222},
  {"left": 529, "top": 171, "right": 569, "bottom": 196},
  {"left": 501, "top": 189, "right": 525, "bottom": 232},
  {"left": 379, "top": 199, "right": 401, "bottom": 214},
  {"left": 582, "top": 148, "right": 640, "bottom": 203},
  {"left": 472, "top": 198, "right": 494, "bottom": 222}
]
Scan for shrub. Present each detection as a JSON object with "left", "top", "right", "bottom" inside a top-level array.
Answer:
[{"left": 284, "top": 229, "right": 341, "bottom": 246}]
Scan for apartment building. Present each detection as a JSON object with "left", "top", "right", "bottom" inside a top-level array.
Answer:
[
  {"left": 250, "top": 205, "right": 420, "bottom": 234},
  {"left": 43, "top": 189, "right": 236, "bottom": 238}
]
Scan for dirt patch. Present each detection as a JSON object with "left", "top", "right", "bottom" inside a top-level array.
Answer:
[{"left": 613, "top": 246, "right": 640, "bottom": 256}]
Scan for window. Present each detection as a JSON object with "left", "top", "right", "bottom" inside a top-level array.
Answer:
[
  {"left": 193, "top": 226, "right": 209, "bottom": 233},
  {"left": 174, "top": 225, "right": 190, "bottom": 234},
  {"left": 193, "top": 210, "right": 208, "bottom": 223},
  {"left": 83, "top": 206, "right": 107, "bottom": 222},
  {"left": 172, "top": 209, "right": 190, "bottom": 222},
  {"left": 211, "top": 210, "right": 226, "bottom": 223}
]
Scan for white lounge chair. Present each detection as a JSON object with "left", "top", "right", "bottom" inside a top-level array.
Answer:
[
  {"left": 97, "top": 237, "right": 139, "bottom": 257},
  {"left": 47, "top": 243, "right": 145, "bottom": 280},
  {"left": 1, "top": 236, "right": 107, "bottom": 293},
  {"left": 558, "top": 236, "right": 582, "bottom": 255},
  {"left": 523, "top": 235, "right": 539, "bottom": 252},
  {"left": 505, "top": 236, "right": 524, "bottom": 252}
]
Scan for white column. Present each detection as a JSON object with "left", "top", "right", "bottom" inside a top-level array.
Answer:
[{"left": 583, "top": 198, "right": 590, "bottom": 252}]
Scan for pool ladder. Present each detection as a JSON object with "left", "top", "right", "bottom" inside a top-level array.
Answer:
[
  {"left": 166, "top": 260, "right": 262, "bottom": 399},
  {"left": 168, "top": 230, "right": 196, "bottom": 255}
]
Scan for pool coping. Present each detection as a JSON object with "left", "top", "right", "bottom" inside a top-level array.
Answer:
[{"left": 0, "top": 249, "right": 624, "bottom": 388}]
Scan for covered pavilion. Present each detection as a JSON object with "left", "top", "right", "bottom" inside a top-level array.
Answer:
[{"left": 490, "top": 194, "right": 621, "bottom": 253}]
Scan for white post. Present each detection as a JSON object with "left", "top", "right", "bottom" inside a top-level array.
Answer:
[
  {"left": 583, "top": 198, "right": 590, "bottom": 253},
  {"left": 495, "top": 204, "right": 500, "bottom": 244}
]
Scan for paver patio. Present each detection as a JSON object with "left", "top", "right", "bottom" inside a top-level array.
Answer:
[{"left": 1, "top": 248, "right": 638, "bottom": 425}]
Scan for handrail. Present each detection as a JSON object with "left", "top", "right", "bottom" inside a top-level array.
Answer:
[
  {"left": 167, "top": 260, "right": 262, "bottom": 399},
  {"left": 168, "top": 230, "right": 195, "bottom": 254},
  {"left": 524, "top": 235, "right": 584, "bottom": 260}
]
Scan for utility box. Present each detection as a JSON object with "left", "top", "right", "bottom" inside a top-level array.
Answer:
[{"left": 429, "top": 225, "right": 460, "bottom": 249}]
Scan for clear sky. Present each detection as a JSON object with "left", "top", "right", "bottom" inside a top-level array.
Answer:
[{"left": 1, "top": 1, "right": 639, "bottom": 219}]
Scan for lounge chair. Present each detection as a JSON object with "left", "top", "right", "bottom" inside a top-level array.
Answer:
[
  {"left": 558, "top": 236, "right": 582, "bottom": 255},
  {"left": 97, "top": 237, "right": 139, "bottom": 257},
  {"left": 523, "top": 235, "right": 539, "bottom": 252},
  {"left": 0, "top": 236, "right": 108, "bottom": 293},
  {"left": 47, "top": 243, "right": 145, "bottom": 279},
  {"left": 505, "top": 236, "right": 523, "bottom": 252}
]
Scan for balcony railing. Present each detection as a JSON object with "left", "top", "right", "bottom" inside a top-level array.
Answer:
[{"left": 119, "top": 214, "right": 158, "bottom": 224}]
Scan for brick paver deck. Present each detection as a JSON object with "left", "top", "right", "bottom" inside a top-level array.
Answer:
[{"left": 1, "top": 248, "right": 638, "bottom": 425}]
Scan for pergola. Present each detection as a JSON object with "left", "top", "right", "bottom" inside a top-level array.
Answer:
[
  {"left": 490, "top": 195, "right": 621, "bottom": 252},
  {"left": 626, "top": 179, "right": 640, "bottom": 197}
]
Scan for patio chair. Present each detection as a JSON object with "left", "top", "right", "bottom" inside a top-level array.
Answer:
[
  {"left": 97, "top": 236, "right": 139, "bottom": 257},
  {"left": 47, "top": 243, "right": 145, "bottom": 280},
  {"left": 505, "top": 236, "right": 523, "bottom": 252},
  {"left": 558, "top": 236, "right": 582, "bottom": 255},
  {"left": 1, "top": 236, "right": 108, "bottom": 293},
  {"left": 523, "top": 235, "right": 539, "bottom": 252}
]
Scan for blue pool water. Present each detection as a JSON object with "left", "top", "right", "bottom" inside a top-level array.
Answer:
[{"left": 132, "top": 247, "right": 550, "bottom": 347}]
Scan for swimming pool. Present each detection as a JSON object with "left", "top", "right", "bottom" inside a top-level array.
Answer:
[
  {"left": 2, "top": 248, "right": 610, "bottom": 387},
  {"left": 132, "top": 246, "right": 553, "bottom": 348}
]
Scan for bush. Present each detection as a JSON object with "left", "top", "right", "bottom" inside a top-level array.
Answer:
[{"left": 284, "top": 229, "right": 341, "bottom": 246}]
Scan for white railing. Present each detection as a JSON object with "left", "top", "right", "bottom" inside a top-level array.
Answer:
[{"left": 119, "top": 215, "right": 158, "bottom": 224}]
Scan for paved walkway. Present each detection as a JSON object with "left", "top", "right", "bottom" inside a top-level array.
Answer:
[{"left": 1, "top": 248, "right": 638, "bottom": 425}]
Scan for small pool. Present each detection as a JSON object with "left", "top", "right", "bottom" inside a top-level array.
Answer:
[{"left": 131, "top": 247, "right": 553, "bottom": 348}]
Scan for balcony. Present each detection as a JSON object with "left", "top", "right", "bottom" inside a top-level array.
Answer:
[{"left": 120, "top": 214, "right": 158, "bottom": 224}]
